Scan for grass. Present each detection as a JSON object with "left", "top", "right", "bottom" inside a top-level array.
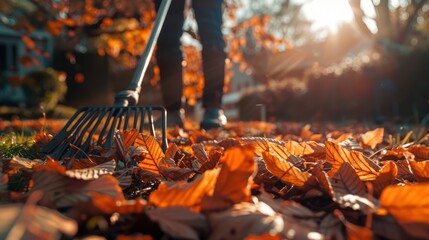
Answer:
[{"left": 0, "top": 132, "right": 40, "bottom": 159}]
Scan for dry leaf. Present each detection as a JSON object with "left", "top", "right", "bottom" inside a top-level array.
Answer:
[
  {"left": 409, "top": 160, "right": 429, "bottom": 182},
  {"left": 148, "top": 168, "right": 220, "bottom": 212},
  {"left": 208, "top": 201, "right": 284, "bottom": 240},
  {"left": 379, "top": 182, "right": 429, "bottom": 238},
  {"left": 372, "top": 161, "right": 398, "bottom": 197},
  {"left": 325, "top": 141, "right": 379, "bottom": 181},
  {"left": 311, "top": 161, "right": 334, "bottom": 197},
  {"left": 0, "top": 192, "right": 77, "bottom": 239},
  {"left": 30, "top": 161, "right": 124, "bottom": 208},
  {"left": 408, "top": 145, "right": 429, "bottom": 161},
  {"left": 202, "top": 145, "right": 256, "bottom": 211},
  {"left": 361, "top": 128, "right": 384, "bottom": 149},
  {"left": 146, "top": 207, "right": 208, "bottom": 240},
  {"left": 331, "top": 162, "right": 366, "bottom": 196},
  {"left": 65, "top": 159, "right": 115, "bottom": 180},
  {"left": 135, "top": 134, "right": 164, "bottom": 176},
  {"left": 262, "top": 151, "right": 310, "bottom": 187}
]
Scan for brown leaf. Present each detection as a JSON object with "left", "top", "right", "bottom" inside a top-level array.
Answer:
[
  {"left": 361, "top": 128, "right": 384, "bottom": 149},
  {"left": 65, "top": 159, "right": 115, "bottom": 180},
  {"left": 372, "top": 161, "right": 398, "bottom": 197},
  {"left": 409, "top": 159, "right": 429, "bottom": 182},
  {"left": 335, "top": 209, "right": 373, "bottom": 240},
  {"left": 0, "top": 202, "right": 77, "bottom": 238},
  {"left": 408, "top": 145, "right": 429, "bottom": 161},
  {"left": 379, "top": 183, "right": 429, "bottom": 238},
  {"left": 202, "top": 145, "right": 256, "bottom": 211},
  {"left": 395, "top": 160, "right": 414, "bottom": 180},
  {"left": 262, "top": 151, "right": 310, "bottom": 187},
  {"left": 135, "top": 134, "right": 164, "bottom": 176},
  {"left": 146, "top": 207, "right": 208, "bottom": 240},
  {"left": 331, "top": 162, "right": 366, "bottom": 196},
  {"left": 2, "top": 157, "right": 43, "bottom": 174},
  {"left": 192, "top": 143, "right": 209, "bottom": 164},
  {"left": 33, "top": 131, "right": 53, "bottom": 150},
  {"left": 325, "top": 141, "right": 380, "bottom": 181},
  {"left": 148, "top": 168, "right": 220, "bottom": 212},
  {"left": 158, "top": 158, "right": 194, "bottom": 181},
  {"left": 311, "top": 161, "right": 334, "bottom": 197},
  {"left": 208, "top": 201, "right": 284, "bottom": 240},
  {"left": 284, "top": 140, "right": 325, "bottom": 160},
  {"left": 30, "top": 161, "right": 124, "bottom": 208}
]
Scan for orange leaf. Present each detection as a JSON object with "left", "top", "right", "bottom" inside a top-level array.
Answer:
[
  {"left": 311, "top": 161, "right": 334, "bottom": 197},
  {"left": 202, "top": 145, "right": 256, "bottom": 210},
  {"left": 361, "top": 128, "right": 384, "bottom": 149},
  {"left": 379, "top": 183, "right": 429, "bottom": 238},
  {"left": 331, "top": 162, "right": 366, "bottom": 197},
  {"left": 372, "top": 161, "right": 398, "bottom": 197},
  {"left": 285, "top": 140, "right": 325, "bottom": 160},
  {"left": 325, "top": 141, "right": 380, "bottom": 181},
  {"left": 22, "top": 35, "right": 35, "bottom": 49},
  {"left": 33, "top": 131, "right": 53, "bottom": 150},
  {"left": 408, "top": 145, "right": 429, "bottom": 161},
  {"left": 409, "top": 160, "right": 429, "bottom": 182},
  {"left": 135, "top": 134, "right": 165, "bottom": 176},
  {"left": 148, "top": 168, "right": 220, "bottom": 212},
  {"left": 262, "top": 151, "right": 310, "bottom": 187}
]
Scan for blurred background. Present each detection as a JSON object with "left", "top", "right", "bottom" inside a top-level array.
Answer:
[{"left": 0, "top": 0, "right": 428, "bottom": 125}]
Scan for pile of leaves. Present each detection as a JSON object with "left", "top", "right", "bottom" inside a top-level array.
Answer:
[{"left": 1, "top": 122, "right": 429, "bottom": 239}]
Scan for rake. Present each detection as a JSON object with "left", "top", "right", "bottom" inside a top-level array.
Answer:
[{"left": 43, "top": 0, "right": 172, "bottom": 160}]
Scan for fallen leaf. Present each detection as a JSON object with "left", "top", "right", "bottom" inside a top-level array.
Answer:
[
  {"left": 208, "top": 201, "right": 284, "bottom": 240},
  {"left": 325, "top": 141, "right": 379, "bottom": 181},
  {"left": 361, "top": 128, "right": 384, "bottom": 149},
  {"left": 379, "top": 182, "right": 429, "bottom": 238},
  {"left": 202, "top": 145, "right": 256, "bottom": 211},
  {"left": 135, "top": 134, "right": 164, "bottom": 176},
  {"left": 262, "top": 151, "right": 310, "bottom": 187},
  {"left": 372, "top": 161, "right": 398, "bottom": 197},
  {"left": 148, "top": 168, "right": 220, "bottom": 212},
  {"left": 146, "top": 207, "right": 208, "bottom": 240},
  {"left": 409, "top": 159, "right": 429, "bottom": 182}
]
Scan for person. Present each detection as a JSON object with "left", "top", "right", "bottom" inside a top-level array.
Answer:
[{"left": 154, "top": 0, "right": 227, "bottom": 129}]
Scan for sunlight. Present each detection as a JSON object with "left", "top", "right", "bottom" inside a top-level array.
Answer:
[{"left": 300, "top": 0, "right": 354, "bottom": 33}]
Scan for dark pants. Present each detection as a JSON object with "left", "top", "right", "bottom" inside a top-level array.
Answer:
[{"left": 154, "top": 0, "right": 226, "bottom": 111}]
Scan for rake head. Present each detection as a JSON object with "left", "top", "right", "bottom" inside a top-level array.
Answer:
[{"left": 43, "top": 105, "right": 167, "bottom": 161}]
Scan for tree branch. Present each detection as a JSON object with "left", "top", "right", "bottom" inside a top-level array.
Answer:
[
  {"left": 348, "top": 0, "right": 374, "bottom": 37},
  {"left": 397, "top": 0, "right": 428, "bottom": 44}
]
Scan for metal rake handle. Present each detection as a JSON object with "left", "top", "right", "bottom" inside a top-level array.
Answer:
[{"left": 114, "top": 0, "right": 172, "bottom": 107}]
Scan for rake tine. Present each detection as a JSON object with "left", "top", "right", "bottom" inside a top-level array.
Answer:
[
  {"left": 133, "top": 108, "right": 140, "bottom": 130},
  {"left": 59, "top": 108, "right": 102, "bottom": 159},
  {"left": 139, "top": 108, "right": 146, "bottom": 132},
  {"left": 123, "top": 107, "right": 131, "bottom": 130},
  {"left": 43, "top": 108, "right": 90, "bottom": 154},
  {"left": 97, "top": 108, "right": 116, "bottom": 146},
  {"left": 103, "top": 108, "right": 124, "bottom": 148},
  {"left": 148, "top": 108, "right": 156, "bottom": 137},
  {"left": 78, "top": 108, "right": 110, "bottom": 156}
]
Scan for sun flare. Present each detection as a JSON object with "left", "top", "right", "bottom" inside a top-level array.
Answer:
[{"left": 301, "top": 0, "right": 355, "bottom": 33}]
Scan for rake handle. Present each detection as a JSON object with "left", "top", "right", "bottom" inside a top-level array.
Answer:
[{"left": 114, "top": 0, "right": 172, "bottom": 107}]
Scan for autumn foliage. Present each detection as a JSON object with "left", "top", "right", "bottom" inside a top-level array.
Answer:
[
  {"left": 2, "top": 0, "right": 290, "bottom": 105},
  {"left": 1, "top": 122, "right": 429, "bottom": 239}
]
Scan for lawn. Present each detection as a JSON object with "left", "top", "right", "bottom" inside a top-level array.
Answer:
[{"left": 0, "top": 118, "right": 428, "bottom": 239}]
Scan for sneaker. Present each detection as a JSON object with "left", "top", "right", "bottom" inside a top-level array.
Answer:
[{"left": 200, "top": 108, "right": 227, "bottom": 130}]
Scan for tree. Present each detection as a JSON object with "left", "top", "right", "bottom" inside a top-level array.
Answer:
[{"left": 348, "top": 0, "right": 429, "bottom": 47}]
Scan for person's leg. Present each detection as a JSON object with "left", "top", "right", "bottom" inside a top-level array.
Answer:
[
  {"left": 154, "top": 0, "right": 186, "bottom": 111},
  {"left": 193, "top": 0, "right": 226, "bottom": 109}
]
